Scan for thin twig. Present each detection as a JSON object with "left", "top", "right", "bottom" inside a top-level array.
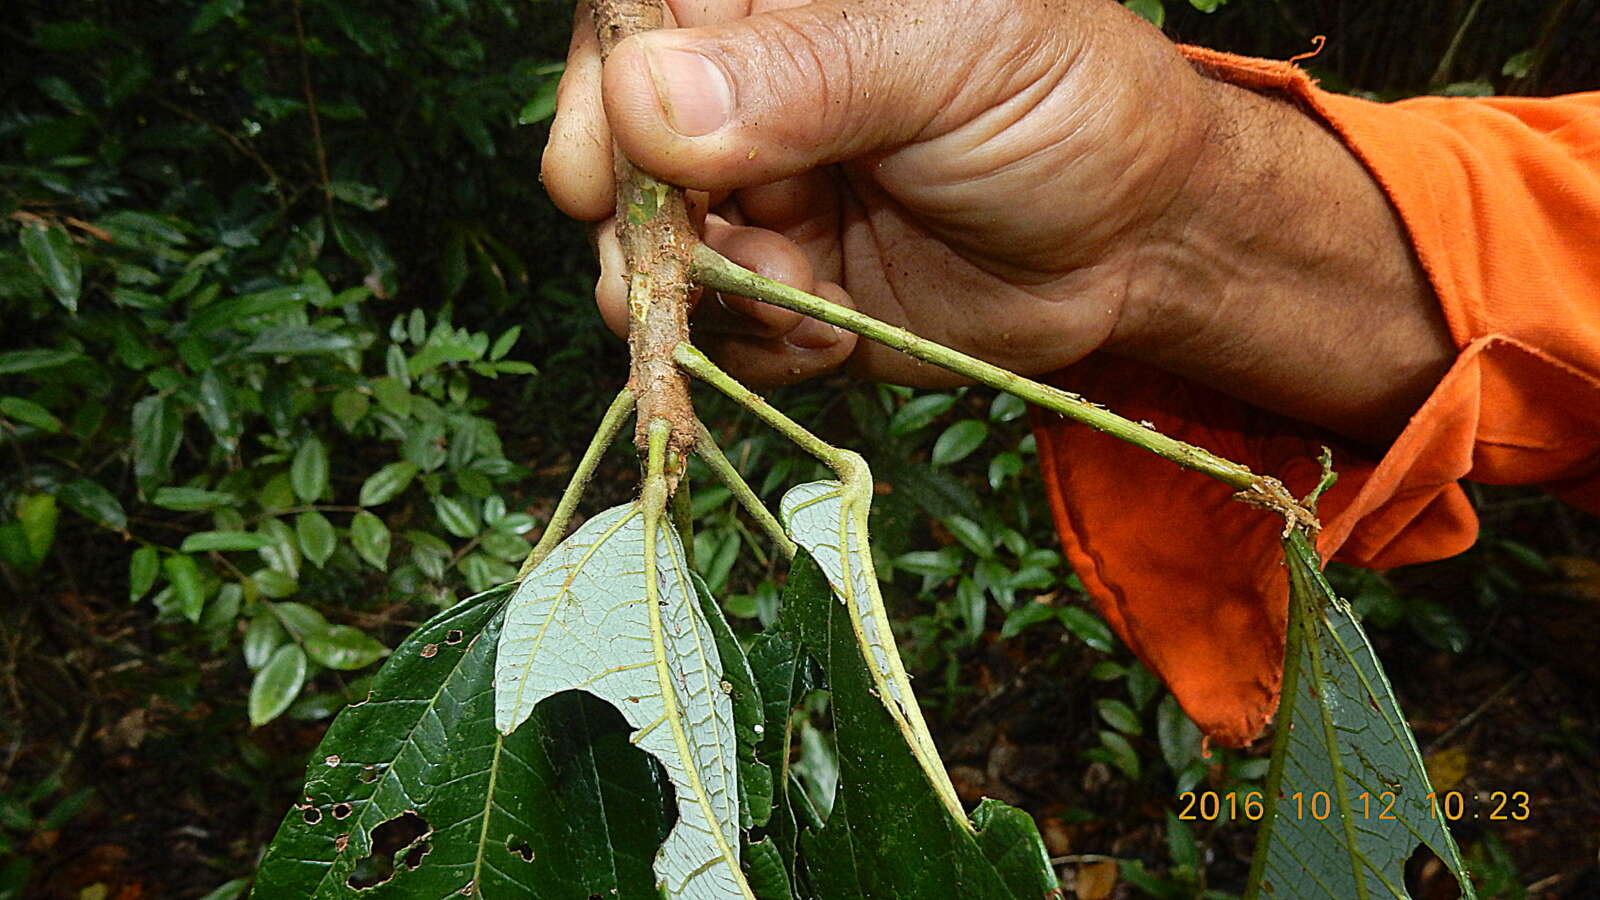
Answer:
[
  {"left": 517, "top": 389, "right": 636, "bottom": 578},
  {"left": 693, "top": 420, "right": 797, "bottom": 560},
  {"left": 291, "top": 0, "right": 333, "bottom": 217},
  {"left": 690, "top": 244, "right": 1316, "bottom": 532}
]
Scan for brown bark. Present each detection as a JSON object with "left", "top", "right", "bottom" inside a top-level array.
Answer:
[{"left": 593, "top": 0, "right": 698, "bottom": 470}]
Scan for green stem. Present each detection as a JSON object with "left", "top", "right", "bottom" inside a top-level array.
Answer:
[
  {"left": 517, "top": 388, "right": 636, "bottom": 578},
  {"left": 690, "top": 244, "right": 1315, "bottom": 529},
  {"left": 693, "top": 420, "right": 797, "bottom": 560},
  {"left": 674, "top": 343, "right": 849, "bottom": 473}
]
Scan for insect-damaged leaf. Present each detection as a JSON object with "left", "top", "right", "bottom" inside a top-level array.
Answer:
[
  {"left": 1244, "top": 533, "right": 1475, "bottom": 900},
  {"left": 253, "top": 583, "right": 674, "bottom": 898},
  {"left": 778, "top": 478, "right": 964, "bottom": 822},
  {"left": 495, "top": 503, "right": 752, "bottom": 900}
]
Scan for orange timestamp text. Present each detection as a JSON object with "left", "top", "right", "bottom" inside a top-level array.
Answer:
[{"left": 1175, "top": 789, "right": 1531, "bottom": 822}]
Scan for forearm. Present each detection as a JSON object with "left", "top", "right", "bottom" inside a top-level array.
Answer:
[{"left": 1110, "top": 75, "right": 1453, "bottom": 447}]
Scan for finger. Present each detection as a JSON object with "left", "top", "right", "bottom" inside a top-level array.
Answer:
[
  {"left": 600, "top": 0, "right": 1069, "bottom": 191},
  {"left": 542, "top": 2, "right": 615, "bottom": 221},
  {"left": 695, "top": 217, "right": 809, "bottom": 338},
  {"left": 594, "top": 217, "right": 630, "bottom": 338},
  {"left": 700, "top": 281, "right": 858, "bottom": 386}
]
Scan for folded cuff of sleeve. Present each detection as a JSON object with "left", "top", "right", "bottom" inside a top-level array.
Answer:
[{"left": 1033, "top": 47, "right": 1600, "bottom": 747}]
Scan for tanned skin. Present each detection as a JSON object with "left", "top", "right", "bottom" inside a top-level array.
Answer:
[{"left": 541, "top": 0, "right": 1453, "bottom": 446}]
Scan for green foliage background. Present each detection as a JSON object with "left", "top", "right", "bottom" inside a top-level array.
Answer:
[{"left": 2, "top": 0, "right": 1594, "bottom": 897}]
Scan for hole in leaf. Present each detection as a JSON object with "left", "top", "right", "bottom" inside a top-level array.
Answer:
[
  {"left": 420, "top": 643, "right": 439, "bottom": 658},
  {"left": 504, "top": 834, "right": 534, "bottom": 863},
  {"left": 346, "top": 811, "right": 431, "bottom": 890},
  {"left": 302, "top": 806, "right": 322, "bottom": 825},
  {"left": 332, "top": 802, "right": 353, "bottom": 820},
  {"left": 445, "top": 629, "right": 464, "bottom": 645},
  {"left": 358, "top": 765, "right": 380, "bottom": 783}
]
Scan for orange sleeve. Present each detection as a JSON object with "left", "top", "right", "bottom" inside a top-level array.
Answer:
[{"left": 1034, "top": 47, "right": 1600, "bottom": 747}]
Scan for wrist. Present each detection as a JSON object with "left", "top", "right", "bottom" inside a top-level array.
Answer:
[{"left": 1105, "top": 68, "right": 1451, "bottom": 445}]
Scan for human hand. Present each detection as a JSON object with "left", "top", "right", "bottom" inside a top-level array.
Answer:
[{"left": 541, "top": 0, "right": 1220, "bottom": 387}]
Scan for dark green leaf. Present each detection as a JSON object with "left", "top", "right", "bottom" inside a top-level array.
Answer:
[
  {"left": 350, "top": 511, "right": 390, "bottom": 571},
  {"left": 1057, "top": 605, "right": 1115, "bottom": 652},
  {"left": 0, "top": 396, "right": 61, "bottom": 432},
  {"left": 516, "top": 76, "right": 561, "bottom": 125},
  {"left": 56, "top": 479, "right": 126, "bottom": 531},
  {"left": 19, "top": 221, "right": 81, "bottom": 312},
  {"left": 1245, "top": 533, "right": 1475, "bottom": 898},
  {"left": 433, "top": 495, "right": 479, "bottom": 539},
  {"left": 132, "top": 396, "right": 182, "bottom": 492},
  {"left": 296, "top": 511, "right": 337, "bottom": 568},
  {"left": 0, "top": 349, "right": 84, "bottom": 375},
  {"left": 1096, "top": 699, "right": 1143, "bottom": 736},
  {"left": 331, "top": 389, "right": 369, "bottom": 432},
  {"left": 163, "top": 552, "right": 206, "bottom": 622},
  {"left": 17, "top": 494, "right": 58, "bottom": 566},
  {"left": 129, "top": 546, "right": 159, "bottom": 602},
  {"left": 249, "top": 644, "right": 308, "bottom": 727},
  {"left": 181, "top": 531, "right": 271, "bottom": 552},
  {"left": 290, "top": 438, "right": 330, "bottom": 503},
  {"left": 304, "top": 625, "right": 389, "bottom": 671},
  {"left": 245, "top": 327, "right": 355, "bottom": 356},
  {"left": 358, "top": 461, "right": 419, "bottom": 506},
  {"left": 195, "top": 369, "right": 239, "bottom": 450},
  {"left": 244, "top": 614, "right": 287, "bottom": 671},
  {"left": 150, "top": 487, "right": 239, "bottom": 511},
  {"left": 930, "top": 419, "right": 988, "bottom": 467},
  {"left": 778, "top": 553, "right": 1058, "bottom": 899},
  {"left": 888, "top": 393, "right": 956, "bottom": 436},
  {"left": 253, "top": 586, "right": 674, "bottom": 897}
]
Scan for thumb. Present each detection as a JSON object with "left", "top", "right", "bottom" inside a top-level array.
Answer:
[{"left": 601, "top": 0, "right": 1069, "bottom": 190}]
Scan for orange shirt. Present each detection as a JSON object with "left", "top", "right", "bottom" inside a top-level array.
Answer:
[{"left": 1033, "top": 48, "right": 1600, "bottom": 747}]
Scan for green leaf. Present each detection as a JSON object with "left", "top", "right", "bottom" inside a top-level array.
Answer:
[
  {"left": 17, "top": 494, "right": 58, "bottom": 566},
  {"left": 888, "top": 393, "right": 956, "bottom": 436},
  {"left": 245, "top": 327, "right": 355, "bottom": 356},
  {"left": 331, "top": 389, "right": 369, "bottom": 432},
  {"left": 249, "top": 644, "right": 308, "bottom": 726},
  {"left": 163, "top": 552, "right": 206, "bottom": 622},
  {"left": 1156, "top": 694, "right": 1203, "bottom": 775},
  {"left": 1244, "top": 533, "right": 1475, "bottom": 899},
  {"left": 304, "top": 625, "right": 389, "bottom": 671},
  {"left": 0, "top": 396, "right": 61, "bottom": 432},
  {"left": 253, "top": 585, "right": 674, "bottom": 897},
  {"left": 516, "top": 75, "right": 561, "bottom": 125},
  {"left": 1096, "top": 698, "right": 1143, "bottom": 736},
  {"left": 19, "top": 221, "right": 81, "bottom": 312},
  {"left": 1124, "top": 0, "right": 1166, "bottom": 27},
  {"left": 150, "top": 487, "right": 238, "bottom": 511},
  {"left": 358, "top": 461, "right": 418, "bottom": 506},
  {"left": 496, "top": 504, "right": 752, "bottom": 898},
  {"left": 433, "top": 495, "right": 479, "bottom": 539},
  {"left": 777, "top": 551, "right": 1057, "bottom": 898},
  {"left": 290, "top": 438, "right": 330, "bottom": 503},
  {"left": 244, "top": 614, "right": 287, "bottom": 671},
  {"left": 930, "top": 419, "right": 988, "bottom": 466},
  {"left": 780, "top": 478, "right": 963, "bottom": 819},
  {"left": 56, "top": 479, "right": 127, "bottom": 531},
  {"left": 195, "top": 368, "right": 239, "bottom": 451},
  {"left": 181, "top": 531, "right": 272, "bottom": 553},
  {"left": 129, "top": 546, "right": 159, "bottom": 602},
  {"left": 0, "top": 349, "right": 84, "bottom": 374},
  {"left": 296, "top": 511, "right": 337, "bottom": 567},
  {"left": 1057, "top": 605, "right": 1115, "bottom": 652},
  {"left": 942, "top": 515, "right": 993, "bottom": 558},
  {"left": 349, "top": 511, "right": 390, "bottom": 571},
  {"left": 132, "top": 396, "right": 182, "bottom": 492}
]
